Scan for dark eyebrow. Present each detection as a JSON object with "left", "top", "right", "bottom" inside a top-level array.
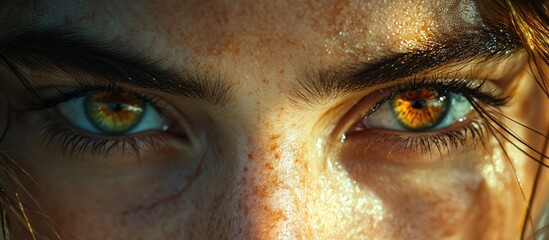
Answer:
[
  {"left": 296, "top": 25, "right": 522, "bottom": 104},
  {"left": 0, "top": 27, "right": 232, "bottom": 105}
]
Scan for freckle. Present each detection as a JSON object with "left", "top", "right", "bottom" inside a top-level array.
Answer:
[
  {"left": 279, "top": 68, "right": 285, "bottom": 75},
  {"left": 243, "top": 206, "right": 249, "bottom": 217},
  {"left": 269, "top": 144, "right": 278, "bottom": 151},
  {"left": 262, "top": 78, "right": 269, "bottom": 84},
  {"left": 243, "top": 166, "right": 248, "bottom": 172},
  {"left": 265, "top": 163, "right": 274, "bottom": 170},
  {"left": 270, "top": 134, "right": 281, "bottom": 140},
  {"left": 247, "top": 153, "right": 254, "bottom": 161},
  {"left": 223, "top": 39, "right": 234, "bottom": 52},
  {"left": 252, "top": 186, "right": 269, "bottom": 199},
  {"left": 274, "top": 153, "right": 280, "bottom": 159},
  {"left": 262, "top": 205, "right": 288, "bottom": 222},
  {"left": 207, "top": 47, "right": 221, "bottom": 56}
]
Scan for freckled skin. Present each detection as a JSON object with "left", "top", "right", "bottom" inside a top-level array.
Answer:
[{"left": 1, "top": 0, "right": 548, "bottom": 239}]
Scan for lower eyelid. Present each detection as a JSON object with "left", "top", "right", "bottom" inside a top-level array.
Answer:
[
  {"left": 341, "top": 116, "right": 486, "bottom": 166},
  {"left": 34, "top": 110, "right": 196, "bottom": 166}
]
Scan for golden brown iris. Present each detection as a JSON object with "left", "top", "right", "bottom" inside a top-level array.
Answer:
[
  {"left": 391, "top": 89, "right": 448, "bottom": 130},
  {"left": 85, "top": 92, "right": 145, "bottom": 134}
]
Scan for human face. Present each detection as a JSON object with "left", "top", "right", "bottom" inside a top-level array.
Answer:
[{"left": 1, "top": 0, "right": 548, "bottom": 239}]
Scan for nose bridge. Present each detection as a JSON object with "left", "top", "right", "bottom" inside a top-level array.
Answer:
[{"left": 232, "top": 110, "right": 313, "bottom": 239}]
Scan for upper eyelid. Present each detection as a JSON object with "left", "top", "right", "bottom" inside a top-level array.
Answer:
[
  {"left": 295, "top": 53, "right": 523, "bottom": 106},
  {"left": 370, "top": 77, "right": 508, "bottom": 115},
  {"left": 0, "top": 47, "right": 234, "bottom": 106},
  {"left": 328, "top": 77, "right": 509, "bottom": 140},
  {"left": 15, "top": 83, "right": 174, "bottom": 128}
]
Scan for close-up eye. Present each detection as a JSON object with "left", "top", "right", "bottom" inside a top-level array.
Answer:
[
  {"left": 339, "top": 79, "right": 510, "bottom": 165},
  {"left": 32, "top": 87, "right": 200, "bottom": 162},
  {"left": 56, "top": 92, "right": 169, "bottom": 135},
  {"left": 362, "top": 88, "right": 473, "bottom": 132},
  {"left": 1, "top": 0, "right": 549, "bottom": 239}
]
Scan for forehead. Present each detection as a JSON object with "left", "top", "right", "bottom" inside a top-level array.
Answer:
[{"left": 3, "top": 0, "right": 481, "bottom": 69}]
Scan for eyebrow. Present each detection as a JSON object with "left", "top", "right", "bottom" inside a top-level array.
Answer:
[
  {"left": 296, "top": 25, "right": 522, "bottom": 104},
  {"left": 0, "top": 27, "right": 232, "bottom": 105},
  {"left": 0, "top": 25, "right": 521, "bottom": 107}
]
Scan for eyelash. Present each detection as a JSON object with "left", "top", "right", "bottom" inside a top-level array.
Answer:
[
  {"left": 30, "top": 80, "right": 168, "bottom": 112},
  {"left": 24, "top": 75, "right": 508, "bottom": 160},
  {"left": 344, "top": 76, "right": 509, "bottom": 156},
  {"left": 368, "top": 77, "right": 508, "bottom": 116},
  {"left": 28, "top": 81, "right": 180, "bottom": 160}
]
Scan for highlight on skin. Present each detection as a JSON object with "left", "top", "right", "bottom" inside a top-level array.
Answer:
[{"left": 0, "top": 0, "right": 548, "bottom": 239}]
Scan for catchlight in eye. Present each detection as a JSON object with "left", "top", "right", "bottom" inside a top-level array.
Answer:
[
  {"left": 85, "top": 92, "right": 145, "bottom": 134},
  {"left": 392, "top": 89, "right": 449, "bottom": 131}
]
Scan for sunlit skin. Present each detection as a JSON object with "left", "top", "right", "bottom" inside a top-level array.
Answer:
[{"left": 0, "top": 0, "right": 549, "bottom": 239}]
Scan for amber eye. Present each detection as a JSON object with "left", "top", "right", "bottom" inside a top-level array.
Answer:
[
  {"left": 391, "top": 89, "right": 449, "bottom": 131},
  {"left": 57, "top": 91, "right": 168, "bottom": 136},
  {"left": 84, "top": 93, "right": 145, "bottom": 134},
  {"left": 362, "top": 88, "right": 473, "bottom": 132}
]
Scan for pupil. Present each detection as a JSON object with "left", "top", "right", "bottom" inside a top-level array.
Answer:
[
  {"left": 410, "top": 100, "right": 427, "bottom": 109},
  {"left": 107, "top": 102, "right": 126, "bottom": 112}
]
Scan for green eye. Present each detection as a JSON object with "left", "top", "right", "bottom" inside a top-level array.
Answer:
[
  {"left": 85, "top": 92, "right": 145, "bottom": 134},
  {"left": 57, "top": 92, "right": 168, "bottom": 135}
]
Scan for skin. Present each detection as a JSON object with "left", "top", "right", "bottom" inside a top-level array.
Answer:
[{"left": 0, "top": 0, "right": 548, "bottom": 239}]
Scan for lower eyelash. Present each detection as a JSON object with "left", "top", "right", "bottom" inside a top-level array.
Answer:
[
  {"left": 36, "top": 111, "right": 167, "bottom": 161},
  {"left": 16, "top": 80, "right": 186, "bottom": 160},
  {"left": 346, "top": 114, "right": 487, "bottom": 159},
  {"left": 340, "top": 76, "right": 509, "bottom": 160},
  {"left": 400, "top": 119, "right": 487, "bottom": 155}
]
